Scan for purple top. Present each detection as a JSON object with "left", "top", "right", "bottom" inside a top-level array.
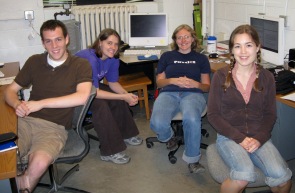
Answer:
[{"left": 75, "top": 48, "right": 119, "bottom": 88}]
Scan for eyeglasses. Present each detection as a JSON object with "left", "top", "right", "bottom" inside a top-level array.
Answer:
[{"left": 176, "top": 35, "right": 191, "bottom": 41}]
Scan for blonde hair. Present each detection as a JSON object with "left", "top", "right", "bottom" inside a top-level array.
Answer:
[{"left": 170, "top": 24, "right": 200, "bottom": 51}]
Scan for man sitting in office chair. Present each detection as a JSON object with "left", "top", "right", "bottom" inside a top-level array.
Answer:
[{"left": 4, "top": 20, "right": 92, "bottom": 193}]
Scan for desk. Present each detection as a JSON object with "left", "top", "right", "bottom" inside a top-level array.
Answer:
[
  {"left": 120, "top": 54, "right": 159, "bottom": 90},
  {"left": 119, "top": 46, "right": 171, "bottom": 90},
  {"left": 0, "top": 62, "right": 19, "bottom": 192}
]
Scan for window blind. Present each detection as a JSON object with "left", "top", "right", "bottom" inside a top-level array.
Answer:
[{"left": 43, "top": 0, "right": 76, "bottom": 7}]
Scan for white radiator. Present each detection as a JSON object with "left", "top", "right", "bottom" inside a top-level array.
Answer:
[{"left": 72, "top": 4, "right": 137, "bottom": 49}]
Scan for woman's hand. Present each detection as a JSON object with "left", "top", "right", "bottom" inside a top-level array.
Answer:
[
  {"left": 240, "top": 137, "right": 261, "bottom": 153},
  {"left": 175, "top": 76, "right": 199, "bottom": 88},
  {"left": 123, "top": 93, "right": 138, "bottom": 106}
]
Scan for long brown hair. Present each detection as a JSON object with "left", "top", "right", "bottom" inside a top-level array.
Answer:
[
  {"left": 171, "top": 24, "right": 200, "bottom": 51},
  {"left": 223, "top": 24, "right": 263, "bottom": 92},
  {"left": 91, "top": 28, "right": 121, "bottom": 59}
]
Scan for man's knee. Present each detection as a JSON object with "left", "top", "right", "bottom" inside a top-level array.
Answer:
[{"left": 29, "top": 151, "right": 53, "bottom": 171}]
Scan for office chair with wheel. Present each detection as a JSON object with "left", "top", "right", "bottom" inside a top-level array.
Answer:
[
  {"left": 37, "top": 86, "right": 96, "bottom": 193},
  {"left": 146, "top": 106, "right": 209, "bottom": 164},
  {"left": 206, "top": 143, "right": 269, "bottom": 193}
]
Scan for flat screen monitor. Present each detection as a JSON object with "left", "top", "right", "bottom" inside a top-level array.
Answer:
[
  {"left": 128, "top": 13, "right": 168, "bottom": 47},
  {"left": 249, "top": 15, "right": 285, "bottom": 66}
]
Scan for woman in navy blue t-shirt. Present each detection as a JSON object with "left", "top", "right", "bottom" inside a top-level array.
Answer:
[{"left": 150, "top": 24, "right": 211, "bottom": 173}]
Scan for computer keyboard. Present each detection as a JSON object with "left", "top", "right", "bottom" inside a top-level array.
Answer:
[{"left": 123, "top": 49, "right": 162, "bottom": 56}]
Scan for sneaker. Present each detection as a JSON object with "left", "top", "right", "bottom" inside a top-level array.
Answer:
[
  {"left": 100, "top": 152, "right": 130, "bottom": 164},
  {"left": 166, "top": 137, "right": 178, "bottom": 151},
  {"left": 124, "top": 136, "right": 143, "bottom": 146},
  {"left": 188, "top": 162, "right": 205, "bottom": 174}
]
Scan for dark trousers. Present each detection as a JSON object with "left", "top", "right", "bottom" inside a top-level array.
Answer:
[{"left": 90, "top": 83, "right": 139, "bottom": 156}]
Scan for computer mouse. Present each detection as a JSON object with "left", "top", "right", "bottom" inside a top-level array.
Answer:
[{"left": 144, "top": 54, "right": 151, "bottom": 58}]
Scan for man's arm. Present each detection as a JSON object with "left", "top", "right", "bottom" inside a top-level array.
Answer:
[
  {"left": 24, "top": 82, "right": 92, "bottom": 113},
  {"left": 4, "top": 81, "right": 27, "bottom": 117},
  {"left": 5, "top": 81, "right": 92, "bottom": 116}
]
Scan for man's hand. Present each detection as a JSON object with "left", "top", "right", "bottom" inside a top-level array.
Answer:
[
  {"left": 15, "top": 100, "right": 44, "bottom": 117},
  {"left": 22, "top": 100, "right": 43, "bottom": 114},
  {"left": 15, "top": 101, "right": 30, "bottom": 117}
]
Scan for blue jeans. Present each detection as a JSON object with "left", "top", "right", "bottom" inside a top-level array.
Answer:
[
  {"left": 216, "top": 134, "right": 292, "bottom": 187},
  {"left": 150, "top": 92, "right": 206, "bottom": 164}
]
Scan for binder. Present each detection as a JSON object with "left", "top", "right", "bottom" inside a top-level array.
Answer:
[{"left": 0, "top": 141, "right": 17, "bottom": 153}]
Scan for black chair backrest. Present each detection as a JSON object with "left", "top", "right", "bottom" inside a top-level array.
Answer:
[
  {"left": 72, "top": 86, "right": 96, "bottom": 141},
  {"left": 56, "top": 86, "right": 96, "bottom": 163}
]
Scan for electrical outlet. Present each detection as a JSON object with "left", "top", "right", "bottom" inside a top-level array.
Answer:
[
  {"left": 279, "top": 15, "right": 288, "bottom": 27},
  {"left": 24, "top": 10, "right": 34, "bottom": 20}
]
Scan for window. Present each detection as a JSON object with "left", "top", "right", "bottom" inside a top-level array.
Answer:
[{"left": 43, "top": 0, "right": 76, "bottom": 7}]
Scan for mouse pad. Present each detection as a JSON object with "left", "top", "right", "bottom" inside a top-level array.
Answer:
[{"left": 137, "top": 55, "right": 158, "bottom": 60}]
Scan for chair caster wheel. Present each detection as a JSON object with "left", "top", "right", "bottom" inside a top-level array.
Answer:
[
  {"left": 201, "top": 129, "right": 209, "bottom": 138},
  {"left": 146, "top": 141, "right": 154, "bottom": 148},
  {"left": 169, "top": 156, "right": 177, "bottom": 164}
]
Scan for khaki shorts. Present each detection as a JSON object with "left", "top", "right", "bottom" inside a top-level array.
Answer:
[{"left": 18, "top": 116, "right": 68, "bottom": 162}]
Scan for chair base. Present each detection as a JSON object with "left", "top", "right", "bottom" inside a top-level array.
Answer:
[
  {"left": 37, "top": 164, "right": 90, "bottom": 193},
  {"left": 83, "top": 123, "right": 99, "bottom": 142},
  {"left": 146, "top": 136, "right": 208, "bottom": 164},
  {"left": 146, "top": 126, "right": 208, "bottom": 164},
  {"left": 37, "top": 183, "right": 90, "bottom": 193}
]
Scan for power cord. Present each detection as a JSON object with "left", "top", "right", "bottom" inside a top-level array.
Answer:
[{"left": 27, "top": 15, "right": 40, "bottom": 40}]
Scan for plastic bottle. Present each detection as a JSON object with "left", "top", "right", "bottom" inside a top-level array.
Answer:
[
  {"left": 202, "top": 33, "right": 208, "bottom": 49},
  {"left": 207, "top": 36, "right": 217, "bottom": 53}
]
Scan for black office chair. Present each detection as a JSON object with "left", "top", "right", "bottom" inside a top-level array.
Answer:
[
  {"left": 146, "top": 106, "right": 209, "bottom": 164},
  {"left": 37, "top": 86, "right": 96, "bottom": 193},
  {"left": 82, "top": 111, "right": 99, "bottom": 142}
]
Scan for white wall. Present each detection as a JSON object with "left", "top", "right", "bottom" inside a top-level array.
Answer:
[
  {"left": 204, "top": 0, "right": 295, "bottom": 60},
  {"left": 157, "top": 0, "right": 195, "bottom": 40},
  {"left": 0, "top": 0, "right": 44, "bottom": 68},
  {"left": 1, "top": 0, "right": 294, "bottom": 67},
  {"left": 0, "top": 0, "right": 195, "bottom": 70}
]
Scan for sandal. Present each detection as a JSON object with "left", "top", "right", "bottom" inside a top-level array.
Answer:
[{"left": 19, "top": 188, "right": 31, "bottom": 193}]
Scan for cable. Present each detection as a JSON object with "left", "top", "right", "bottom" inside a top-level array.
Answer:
[{"left": 27, "top": 16, "right": 40, "bottom": 40}]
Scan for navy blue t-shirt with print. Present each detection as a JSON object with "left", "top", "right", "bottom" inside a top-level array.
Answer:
[{"left": 157, "top": 50, "right": 211, "bottom": 93}]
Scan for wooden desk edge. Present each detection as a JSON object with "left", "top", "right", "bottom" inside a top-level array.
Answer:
[
  {"left": 0, "top": 62, "right": 19, "bottom": 180},
  {"left": 276, "top": 93, "right": 295, "bottom": 108}
]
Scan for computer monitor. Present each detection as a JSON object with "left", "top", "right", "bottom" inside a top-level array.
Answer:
[
  {"left": 128, "top": 13, "right": 169, "bottom": 47},
  {"left": 249, "top": 15, "right": 285, "bottom": 66}
]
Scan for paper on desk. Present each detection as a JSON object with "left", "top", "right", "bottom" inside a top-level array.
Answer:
[
  {"left": 281, "top": 92, "right": 295, "bottom": 102},
  {"left": 0, "top": 76, "right": 15, "bottom": 85}
]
